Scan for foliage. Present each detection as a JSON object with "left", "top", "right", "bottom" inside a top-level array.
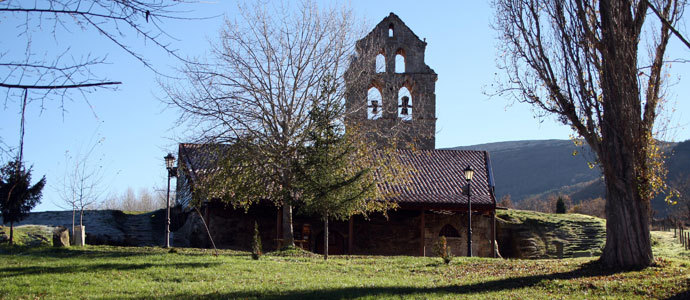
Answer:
[
  {"left": 0, "top": 244, "right": 688, "bottom": 299},
  {"left": 433, "top": 236, "right": 453, "bottom": 265},
  {"left": 295, "top": 99, "right": 394, "bottom": 222},
  {"left": 498, "top": 195, "right": 513, "bottom": 208},
  {"left": 0, "top": 161, "right": 45, "bottom": 244},
  {"left": 516, "top": 194, "right": 571, "bottom": 214},
  {"left": 99, "top": 187, "right": 167, "bottom": 212},
  {"left": 569, "top": 197, "right": 607, "bottom": 219},
  {"left": 492, "top": 0, "right": 687, "bottom": 268},
  {"left": 251, "top": 221, "right": 262, "bottom": 260},
  {"left": 164, "top": 0, "right": 366, "bottom": 245},
  {"left": 556, "top": 196, "right": 567, "bottom": 214}
]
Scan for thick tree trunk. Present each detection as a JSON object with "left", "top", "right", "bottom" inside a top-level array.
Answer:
[
  {"left": 9, "top": 221, "right": 14, "bottom": 245},
  {"left": 600, "top": 172, "right": 653, "bottom": 267},
  {"left": 597, "top": 0, "right": 654, "bottom": 269},
  {"left": 281, "top": 204, "right": 294, "bottom": 247},
  {"left": 324, "top": 216, "right": 329, "bottom": 260}
]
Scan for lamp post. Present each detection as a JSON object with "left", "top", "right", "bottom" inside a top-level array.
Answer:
[
  {"left": 164, "top": 153, "right": 178, "bottom": 248},
  {"left": 464, "top": 165, "right": 474, "bottom": 257}
]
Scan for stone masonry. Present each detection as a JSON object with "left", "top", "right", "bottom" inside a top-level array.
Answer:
[{"left": 345, "top": 13, "right": 437, "bottom": 150}]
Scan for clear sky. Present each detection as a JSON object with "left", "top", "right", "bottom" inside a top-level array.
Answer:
[{"left": 1, "top": 1, "right": 689, "bottom": 212}]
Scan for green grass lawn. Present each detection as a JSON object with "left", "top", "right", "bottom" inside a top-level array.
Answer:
[{"left": 1, "top": 232, "right": 689, "bottom": 300}]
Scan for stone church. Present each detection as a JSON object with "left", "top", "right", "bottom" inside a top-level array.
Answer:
[{"left": 173, "top": 13, "right": 498, "bottom": 257}]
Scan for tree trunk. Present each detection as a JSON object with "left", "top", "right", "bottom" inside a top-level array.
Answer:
[
  {"left": 597, "top": 0, "right": 653, "bottom": 268},
  {"left": 324, "top": 215, "right": 329, "bottom": 260},
  {"left": 281, "top": 204, "right": 294, "bottom": 247},
  {"left": 599, "top": 145, "right": 653, "bottom": 268},
  {"left": 9, "top": 221, "right": 14, "bottom": 245},
  {"left": 71, "top": 205, "right": 75, "bottom": 244}
]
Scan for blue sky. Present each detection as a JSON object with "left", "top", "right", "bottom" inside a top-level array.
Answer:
[{"left": 1, "top": 1, "right": 689, "bottom": 212}]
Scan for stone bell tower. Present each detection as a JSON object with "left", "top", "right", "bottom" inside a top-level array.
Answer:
[{"left": 344, "top": 13, "right": 437, "bottom": 150}]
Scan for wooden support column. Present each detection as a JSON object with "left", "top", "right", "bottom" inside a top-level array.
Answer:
[
  {"left": 348, "top": 217, "right": 354, "bottom": 254},
  {"left": 276, "top": 206, "right": 282, "bottom": 250},
  {"left": 420, "top": 209, "right": 426, "bottom": 256},
  {"left": 491, "top": 210, "right": 497, "bottom": 258}
]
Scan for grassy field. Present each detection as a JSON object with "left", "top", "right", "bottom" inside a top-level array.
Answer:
[{"left": 1, "top": 230, "right": 689, "bottom": 299}]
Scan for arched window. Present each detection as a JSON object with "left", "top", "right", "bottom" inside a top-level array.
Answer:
[
  {"left": 439, "top": 224, "right": 460, "bottom": 238},
  {"left": 375, "top": 53, "right": 385, "bottom": 73},
  {"left": 388, "top": 24, "right": 394, "bottom": 37},
  {"left": 367, "top": 87, "right": 383, "bottom": 120},
  {"left": 395, "top": 50, "right": 405, "bottom": 73},
  {"left": 398, "top": 87, "right": 412, "bottom": 120}
]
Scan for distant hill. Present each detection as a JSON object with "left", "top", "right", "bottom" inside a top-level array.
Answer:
[{"left": 449, "top": 139, "right": 690, "bottom": 216}]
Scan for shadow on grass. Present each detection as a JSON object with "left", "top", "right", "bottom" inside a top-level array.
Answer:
[
  {"left": 0, "top": 245, "right": 249, "bottom": 258},
  {"left": 0, "top": 245, "right": 153, "bottom": 259},
  {"left": 107, "top": 261, "right": 650, "bottom": 300},
  {"left": 0, "top": 262, "right": 221, "bottom": 277}
]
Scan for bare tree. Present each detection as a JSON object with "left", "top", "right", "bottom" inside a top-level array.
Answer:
[
  {"left": 0, "top": 0, "right": 206, "bottom": 165},
  {"left": 0, "top": 0, "right": 200, "bottom": 104},
  {"left": 55, "top": 135, "right": 106, "bottom": 240},
  {"left": 163, "top": 1, "right": 367, "bottom": 247},
  {"left": 492, "top": 0, "right": 687, "bottom": 268},
  {"left": 99, "top": 187, "right": 167, "bottom": 211}
]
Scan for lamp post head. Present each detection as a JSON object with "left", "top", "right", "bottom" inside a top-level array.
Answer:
[
  {"left": 463, "top": 165, "right": 474, "bottom": 182},
  {"left": 164, "top": 153, "right": 176, "bottom": 170}
]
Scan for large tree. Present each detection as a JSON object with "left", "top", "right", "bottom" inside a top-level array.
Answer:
[
  {"left": 0, "top": 161, "right": 46, "bottom": 245},
  {"left": 493, "top": 0, "right": 686, "bottom": 268},
  {"left": 164, "top": 1, "right": 369, "bottom": 246}
]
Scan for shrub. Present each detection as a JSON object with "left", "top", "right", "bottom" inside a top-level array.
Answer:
[
  {"left": 433, "top": 236, "right": 453, "bottom": 264},
  {"left": 251, "top": 221, "right": 262, "bottom": 260},
  {"left": 556, "top": 196, "right": 567, "bottom": 214}
]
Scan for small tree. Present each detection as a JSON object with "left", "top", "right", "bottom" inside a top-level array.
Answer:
[
  {"left": 556, "top": 196, "right": 567, "bottom": 214},
  {"left": 433, "top": 236, "right": 453, "bottom": 265},
  {"left": 251, "top": 221, "right": 262, "bottom": 260},
  {"left": 0, "top": 161, "right": 45, "bottom": 245},
  {"left": 56, "top": 137, "right": 106, "bottom": 243},
  {"left": 295, "top": 99, "right": 396, "bottom": 260}
]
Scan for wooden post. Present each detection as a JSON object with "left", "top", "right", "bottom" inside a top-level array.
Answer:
[
  {"left": 491, "top": 210, "right": 497, "bottom": 258},
  {"left": 348, "top": 217, "right": 354, "bottom": 254},
  {"left": 276, "top": 206, "right": 282, "bottom": 250},
  {"left": 420, "top": 209, "right": 425, "bottom": 257}
]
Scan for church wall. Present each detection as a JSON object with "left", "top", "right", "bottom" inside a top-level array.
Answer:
[{"left": 173, "top": 204, "right": 496, "bottom": 258}]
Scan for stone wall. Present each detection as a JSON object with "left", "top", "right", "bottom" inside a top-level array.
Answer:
[
  {"left": 174, "top": 204, "right": 497, "bottom": 257},
  {"left": 6, "top": 210, "right": 163, "bottom": 246},
  {"left": 344, "top": 13, "right": 437, "bottom": 151}
]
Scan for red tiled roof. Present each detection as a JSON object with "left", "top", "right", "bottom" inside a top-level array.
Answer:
[
  {"left": 378, "top": 149, "right": 495, "bottom": 210},
  {"left": 178, "top": 144, "right": 496, "bottom": 210}
]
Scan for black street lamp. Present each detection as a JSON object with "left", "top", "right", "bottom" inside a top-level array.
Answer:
[
  {"left": 164, "top": 153, "right": 178, "bottom": 248},
  {"left": 464, "top": 165, "right": 474, "bottom": 257}
]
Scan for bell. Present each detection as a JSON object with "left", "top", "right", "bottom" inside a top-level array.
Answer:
[{"left": 371, "top": 100, "right": 379, "bottom": 114}]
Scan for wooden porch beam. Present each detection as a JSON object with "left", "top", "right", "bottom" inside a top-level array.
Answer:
[
  {"left": 348, "top": 217, "right": 354, "bottom": 254},
  {"left": 420, "top": 209, "right": 425, "bottom": 256}
]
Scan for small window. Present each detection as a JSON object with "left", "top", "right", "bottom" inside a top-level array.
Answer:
[
  {"left": 388, "top": 24, "right": 394, "bottom": 37},
  {"left": 439, "top": 224, "right": 460, "bottom": 238},
  {"left": 398, "top": 87, "right": 412, "bottom": 120},
  {"left": 367, "top": 87, "right": 383, "bottom": 120},
  {"left": 375, "top": 53, "right": 385, "bottom": 73},
  {"left": 395, "top": 53, "right": 405, "bottom": 73}
]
